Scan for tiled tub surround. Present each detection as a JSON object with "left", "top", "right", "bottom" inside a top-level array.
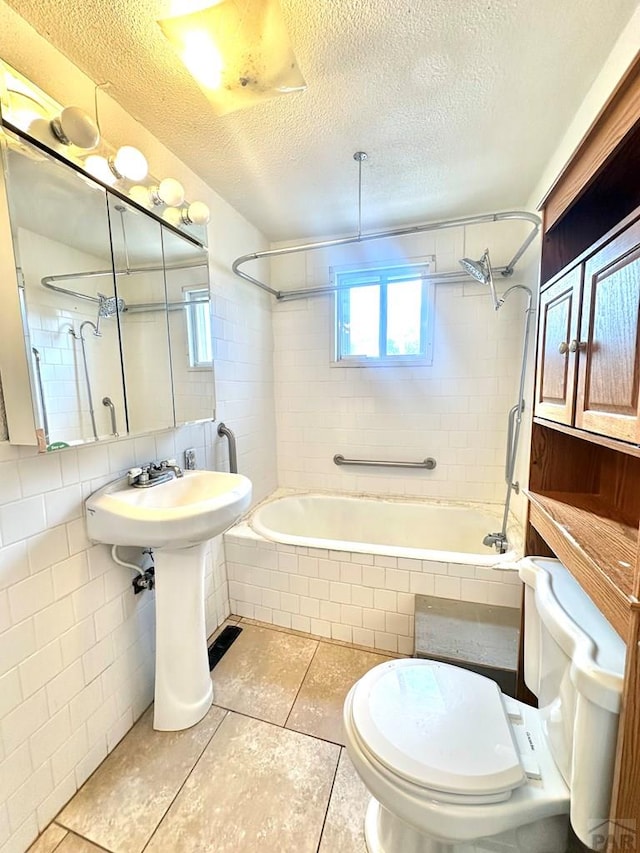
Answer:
[
  {"left": 225, "top": 496, "right": 522, "bottom": 655},
  {"left": 271, "top": 222, "right": 537, "bottom": 510},
  {"left": 0, "top": 424, "right": 234, "bottom": 853}
]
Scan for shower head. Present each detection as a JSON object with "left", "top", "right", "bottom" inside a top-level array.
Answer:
[
  {"left": 97, "top": 294, "right": 127, "bottom": 317},
  {"left": 459, "top": 249, "right": 500, "bottom": 310},
  {"left": 459, "top": 253, "right": 490, "bottom": 284}
]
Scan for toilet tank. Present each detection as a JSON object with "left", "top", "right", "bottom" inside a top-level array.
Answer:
[{"left": 519, "top": 557, "right": 626, "bottom": 848}]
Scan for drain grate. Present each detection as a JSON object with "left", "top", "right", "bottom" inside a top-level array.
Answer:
[{"left": 208, "top": 625, "right": 242, "bottom": 671}]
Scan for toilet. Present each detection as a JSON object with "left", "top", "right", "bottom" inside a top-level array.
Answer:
[{"left": 343, "top": 558, "right": 626, "bottom": 853}]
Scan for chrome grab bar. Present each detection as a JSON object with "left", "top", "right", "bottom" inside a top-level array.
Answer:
[
  {"left": 217, "top": 422, "right": 238, "bottom": 474},
  {"left": 504, "top": 402, "right": 523, "bottom": 492},
  {"left": 102, "top": 397, "right": 118, "bottom": 437},
  {"left": 334, "top": 454, "right": 436, "bottom": 470}
]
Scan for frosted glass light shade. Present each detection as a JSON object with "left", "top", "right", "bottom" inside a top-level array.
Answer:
[
  {"left": 85, "top": 155, "right": 116, "bottom": 186},
  {"left": 129, "top": 184, "right": 154, "bottom": 209},
  {"left": 184, "top": 201, "right": 210, "bottom": 225},
  {"left": 154, "top": 178, "right": 186, "bottom": 207},
  {"left": 157, "top": 0, "right": 306, "bottom": 116},
  {"left": 162, "top": 207, "right": 183, "bottom": 227},
  {"left": 110, "top": 146, "right": 148, "bottom": 181},
  {"left": 50, "top": 106, "right": 100, "bottom": 149}
]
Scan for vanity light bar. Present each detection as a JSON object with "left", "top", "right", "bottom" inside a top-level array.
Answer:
[{"left": 0, "top": 59, "right": 210, "bottom": 232}]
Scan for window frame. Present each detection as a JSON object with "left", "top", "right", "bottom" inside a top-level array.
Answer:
[
  {"left": 331, "top": 258, "right": 435, "bottom": 367},
  {"left": 184, "top": 286, "right": 213, "bottom": 370}
]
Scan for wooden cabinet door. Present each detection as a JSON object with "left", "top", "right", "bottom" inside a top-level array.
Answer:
[
  {"left": 534, "top": 267, "right": 582, "bottom": 425},
  {"left": 576, "top": 218, "right": 640, "bottom": 442}
]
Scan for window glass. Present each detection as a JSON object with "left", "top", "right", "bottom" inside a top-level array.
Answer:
[
  {"left": 185, "top": 287, "right": 213, "bottom": 368},
  {"left": 387, "top": 279, "right": 422, "bottom": 355},
  {"left": 340, "top": 284, "right": 380, "bottom": 358},
  {"left": 335, "top": 263, "right": 432, "bottom": 365}
]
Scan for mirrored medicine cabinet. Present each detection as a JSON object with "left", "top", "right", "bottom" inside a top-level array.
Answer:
[{"left": 0, "top": 126, "right": 215, "bottom": 451}]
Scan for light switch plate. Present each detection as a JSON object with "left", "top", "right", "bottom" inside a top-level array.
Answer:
[{"left": 184, "top": 448, "right": 197, "bottom": 470}]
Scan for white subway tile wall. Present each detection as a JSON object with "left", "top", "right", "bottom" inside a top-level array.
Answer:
[
  {"left": 0, "top": 418, "right": 276, "bottom": 852},
  {"left": 271, "top": 223, "right": 536, "bottom": 507},
  {"left": 0, "top": 11, "right": 279, "bottom": 847},
  {"left": 225, "top": 526, "right": 521, "bottom": 655}
]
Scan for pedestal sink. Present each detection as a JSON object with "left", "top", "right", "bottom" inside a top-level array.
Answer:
[{"left": 85, "top": 470, "right": 252, "bottom": 731}]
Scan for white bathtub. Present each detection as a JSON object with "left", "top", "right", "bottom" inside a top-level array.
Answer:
[{"left": 250, "top": 492, "right": 519, "bottom": 567}]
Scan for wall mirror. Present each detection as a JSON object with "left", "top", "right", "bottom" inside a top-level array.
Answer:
[
  {"left": 0, "top": 128, "right": 215, "bottom": 450},
  {"left": 161, "top": 225, "right": 214, "bottom": 425},
  {"left": 108, "top": 194, "right": 174, "bottom": 434}
]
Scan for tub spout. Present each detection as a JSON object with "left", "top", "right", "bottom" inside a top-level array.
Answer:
[{"left": 483, "top": 531, "right": 508, "bottom": 553}]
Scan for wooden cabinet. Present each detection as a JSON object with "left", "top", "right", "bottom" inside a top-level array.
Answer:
[
  {"left": 535, "top": 216, "right": 640, "bottom": 444},
  {"left": 576, "top": 219, "right": 640, "bottom": 442},
  {"left": 525, "top": 54, "right": 640, "bottom": 839},
  {"left": 535, "top": 267, "right": 582, "bottom": 424}
]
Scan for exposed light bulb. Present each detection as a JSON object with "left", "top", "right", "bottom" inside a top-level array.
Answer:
[
  {"left": 50, "top": 106, "right": 100, "bottom": 149},
  {"left": 150, "top": 178, "right": 185, "bottom": 207},
  {"left": 129, "top": 184, "right": 153, "bottom": 209},
  {"left": 84, "top": 155, "right": 116, "bottom": 186},
  {"left": 182, "top": 201, "right": 210, "bottom": 225},
  {"left": 110, "top": 146, "right": 148, "bottom": 182}
]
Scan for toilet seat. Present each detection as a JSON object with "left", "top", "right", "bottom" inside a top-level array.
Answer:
[
  {"left": 343, "top": 659, "right": 571, "bottom": 844},
  {"left": 349, "top": 659, "right": 526, "bottom": 804}
]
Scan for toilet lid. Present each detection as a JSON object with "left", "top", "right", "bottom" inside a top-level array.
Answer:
[{"left": 350, "top": 659, "right": 526, "bottom": 797}]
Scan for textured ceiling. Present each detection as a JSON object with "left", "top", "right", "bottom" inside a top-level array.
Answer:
[{"left": 3, "top": 0, "right": 639, "bottom": 241}]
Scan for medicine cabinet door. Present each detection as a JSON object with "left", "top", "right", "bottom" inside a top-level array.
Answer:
[
  {"left": 0, "top": 133, "right": 126, "bottom": 448},
  {"left": 107, "top": 195, "right": 175, "bottom": 434},
  {"left": 161, "top": 225, "right": 215, "bottom": 425}
]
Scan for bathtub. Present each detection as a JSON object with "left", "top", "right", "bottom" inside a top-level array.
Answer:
[
  {"left": 224, "top": 491, "right": 522, "bottom": 655},
  {"left": 250, "top": 492, "right": 519, "bottom": 566}
]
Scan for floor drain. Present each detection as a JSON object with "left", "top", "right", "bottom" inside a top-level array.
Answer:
[{"left": 208, "top": 625, "right": 242, "bottom": 671}]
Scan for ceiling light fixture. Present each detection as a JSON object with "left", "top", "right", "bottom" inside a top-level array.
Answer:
[{"left": 157, "top": 0, "right": 306, "bottom": 116}]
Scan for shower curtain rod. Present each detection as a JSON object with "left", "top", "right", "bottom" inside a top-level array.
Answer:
[
  {"left": 232, "top": 209, "right": 541, "bottom": 300},
  {"left": 39, "top": 261, "right": 209, "bottom": 313}
]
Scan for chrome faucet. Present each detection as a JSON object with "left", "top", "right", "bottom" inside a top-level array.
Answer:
[
  {"left": 127, "top": 459, "right": 184, "bottom": 488},
  {"left": 159, "top": 459, "right": 184, "bottom": 478}
]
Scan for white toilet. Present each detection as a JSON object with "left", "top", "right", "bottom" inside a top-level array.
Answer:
[{"left": 343, "top": 558, "right": 626, "bottom": 853}]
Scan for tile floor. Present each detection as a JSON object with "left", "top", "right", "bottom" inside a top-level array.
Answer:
[{"left": 27, "top": 618, "right": 392, "bottom": 853}]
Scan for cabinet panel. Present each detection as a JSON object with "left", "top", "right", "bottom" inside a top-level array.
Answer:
[
  {"left": 534, "top": 267, "right": 582, "bottom": 424},
  {"left": 576, "top": 220, "right": 640, "bottom": 442}
]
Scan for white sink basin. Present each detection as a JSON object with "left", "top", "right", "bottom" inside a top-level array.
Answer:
[{"left": 86, "top": 469, "right": 252, "bottom": 549}]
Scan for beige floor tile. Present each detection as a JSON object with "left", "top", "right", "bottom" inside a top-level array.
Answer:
[
  {"left": 211, "top": 623, "right": 317, "bottom": 725},
  {"left": 319, "top": 750, "right": 370, "bottom": 853},
  {"left": 57, "top": 704, "right": 227, "bottom": 853},
  {"left": 146, "top": 712, "right": 340, "bottom": 853},
  {"left": 286, "top": 642, "right": 392, "bottom": 744},
  {"left": 55, "top": 833, "right": 109, "bottom": 853},
  {"left": 27, "top": 824, "right": 68, "bottom": 853}
]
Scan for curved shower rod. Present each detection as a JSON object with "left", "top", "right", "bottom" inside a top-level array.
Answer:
[{"left": 232, "top": 209, "right": 541, "bottom": 300}]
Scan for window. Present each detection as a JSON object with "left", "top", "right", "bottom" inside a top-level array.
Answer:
[
  {"left": 184, "top": 287, "right": 213, "bottom": 368},
  {"left": 334, "top": 261, "right": 433, "bottom": 365}
]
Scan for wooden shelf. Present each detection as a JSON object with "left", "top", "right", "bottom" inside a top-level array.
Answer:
[
  {"left": 526, "top": 489, "right": 639, "bottom": 638},
  {"left": 532, "top": 416, "right": 640, "bottom": 459}
]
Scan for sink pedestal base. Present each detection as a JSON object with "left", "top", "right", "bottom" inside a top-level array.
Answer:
[{"left": 153, "top": 542, "right": 213, "bottom": 731}]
